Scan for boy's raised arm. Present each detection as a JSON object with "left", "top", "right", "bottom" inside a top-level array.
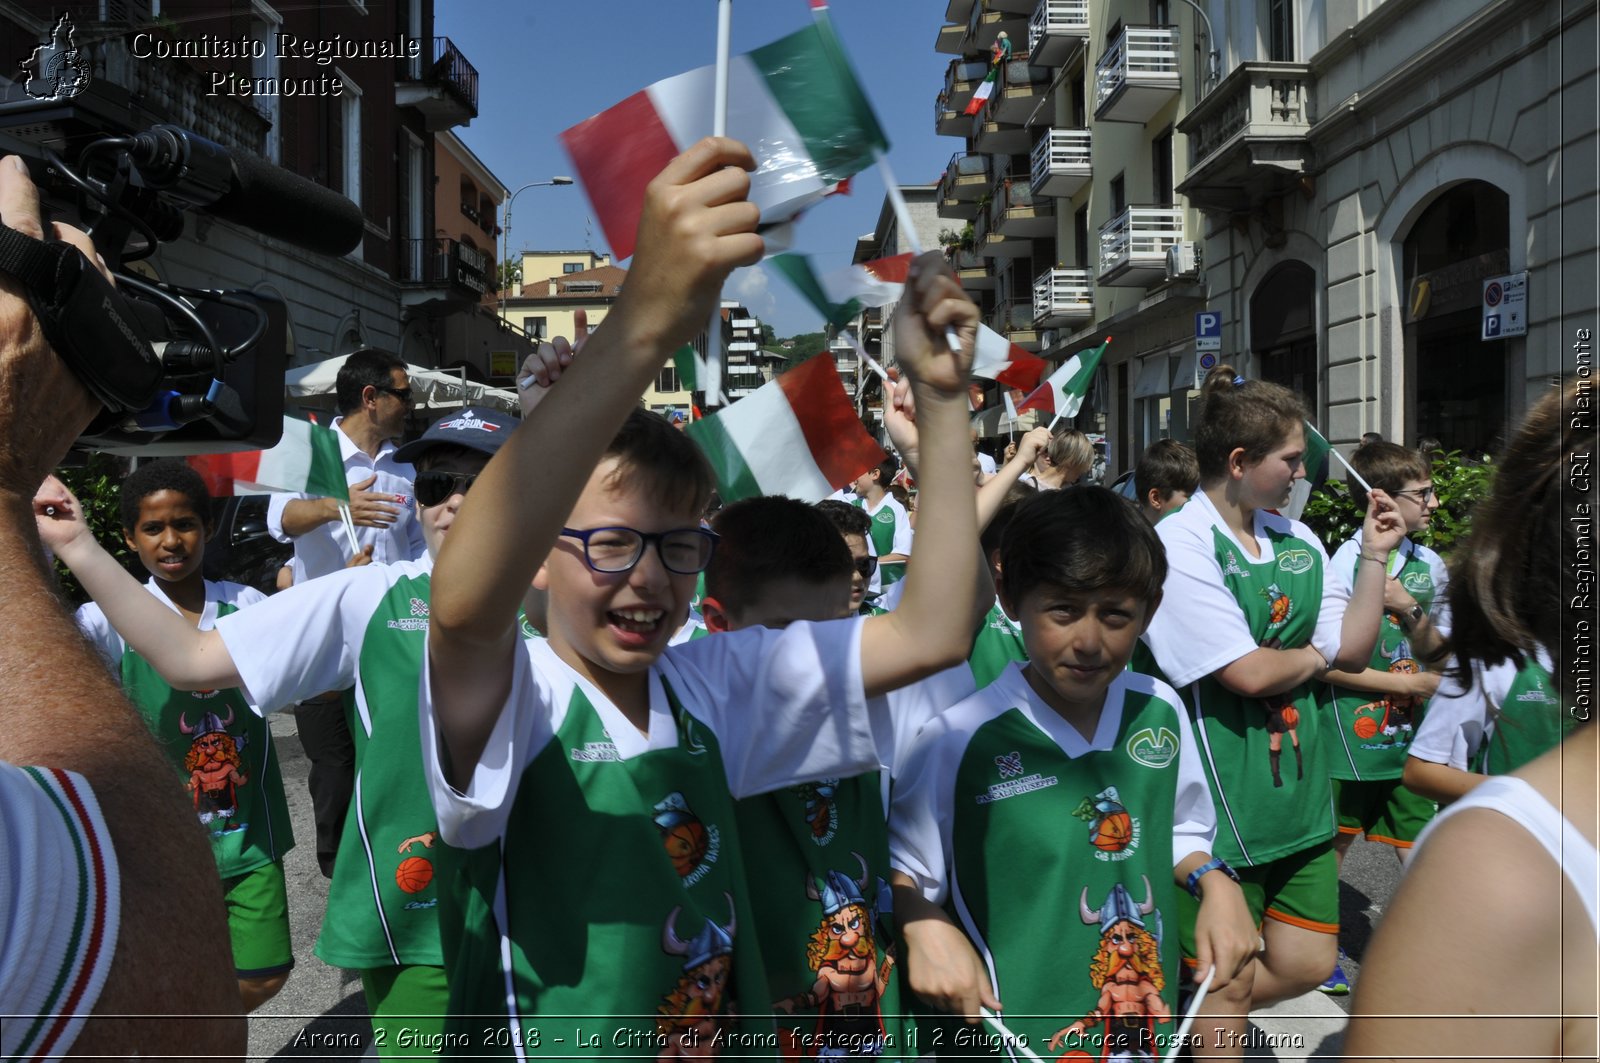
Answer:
[
  {"left": 34, "top": 475, "right": 243, "bottom": 690},
  {"left": 428, "top": 139, "right": 763, "bottom": 774},
  {"left": 859, "top": 254, "right": 980, "bottom": 698}
]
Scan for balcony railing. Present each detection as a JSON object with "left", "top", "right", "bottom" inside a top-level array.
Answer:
[
  {"left": 397, "top": 37, "right": 479, "bottom": 129},
  {"left": 1094, "top": 25, "right": 1180, "bottom": 124},
  {"left": 939, "top": 151, "right": 994, "bottom": 207},
  {"left": 1098, "top": 206, "right": 1184, "bottom": 286},
  {"left": 1030, "top": 128, "right": 1092, "bottom": 198},
  {"left": 992, "top": 59, "right": 1054, "bottom": 125},
  {"left": 938, "top": 57, "right": 991, "bottom": 130},
  {"left": 989, "top": 300, "right": 1040, "bottom": 350},
  {"left": 991, "top": 176, "right": 1054, "bottom": 238},
  {"left": 1033, "top": 268, "right": 1094, "bottom": 325},
  {"left": 1028, "top": 0, "right": 1090, "bottom": 67},
  {"left": 431, "top": 37, "right": 479, "bottom": 115},
  {"left": 1176, "top": 62, "right": 1315, "bottom": 212}
]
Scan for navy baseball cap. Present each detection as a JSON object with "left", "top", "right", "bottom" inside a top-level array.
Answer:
[{"left": 394, "top": 408, "right": 515, "bottom": 464}]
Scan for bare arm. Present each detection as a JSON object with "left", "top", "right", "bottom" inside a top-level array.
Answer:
[
  {"left": 859, "top": 255, "right": 980, "bottom": 697},
  {"left": 428, "top": 139, "right": 764, "bottom": 784},
  {"left": 975, "top": 426, "right": 1048, "bottom": 532},
  {"left": 1330, "top": 666, "right": 1440, "bottom": 699},
  {"left": 278, "top": 495, "right": 337, "bottom": 536},
  {"left": 890, "top": 872, "right": 998, "bottom": 1021},
  {"left": 35, "top": 476, "right": 242, "bottom": 691},
  {"left": 1335, "top": 492, "right": 1406, "bottom": 670},
  {"left": 1401, "top": 755, "right": 1485, "bottom": 803},
  {"left": 0, "top": 156, "right": 244, "bottom": 1051},
  {"left": 1215, "top": 643, "right": 1327, "bottom": 699}
]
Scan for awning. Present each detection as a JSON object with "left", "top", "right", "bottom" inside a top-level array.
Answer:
[
  {"left": 1131, "top": 354, "right": 1171, "bottom": 399},
  {"left": 284, "top": 356, "right": 521, "bottom": 415},
  {"left": 1171, "top": 350, "right": 1198, "bottom": 392}
]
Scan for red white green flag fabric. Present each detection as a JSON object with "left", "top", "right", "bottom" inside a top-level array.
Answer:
[
  {"left": 769, "top": 251, "right": 1047, "bottom": 390},
  {"left": 1282, "top": 420, "right": 1336, "bottom": 521},
  {"left": 685, "top": 354, "right": 885, "bottom": 503},
  {"left": 560, "top": 19, "right": 887, "bottom": 260},
  {"left": 1018, "top": 337, "right": 1110, "bottom": 421},
  {"left": 671, "top": 343, "right": 702, "bottom": 394},
  {"left": 964, "top": 66, "right": 998, "bottom": 116},
  {"left": 187, "top": 417, "right": 349, "bottom": 501}
]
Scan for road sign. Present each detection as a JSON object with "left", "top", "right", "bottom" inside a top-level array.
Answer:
[
  {"left": 1195, "top": 311, "right": 1222, "bottom": 351},
  {"left": 1481, "top": 272, "right": 1527, "bottom": 340},
  {"left": 1194, "top": 350, "right": 1219, "bottom": 390}
]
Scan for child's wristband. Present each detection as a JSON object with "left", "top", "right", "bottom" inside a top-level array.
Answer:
[{"left": 1185, "top": 857, "right": 1240, "bottom": 900}]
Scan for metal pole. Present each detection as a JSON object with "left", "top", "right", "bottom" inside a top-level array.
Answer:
[
  {"left": 1169, "top": 0, "right": 1220, "bottom": 87},
  {"left": 499, "top": 178, "right": 573, "bottom": 324}
]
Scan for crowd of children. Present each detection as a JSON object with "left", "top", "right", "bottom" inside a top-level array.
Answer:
[{"left": 28, "top": 138, "right": 1588, "bottom": 1060}]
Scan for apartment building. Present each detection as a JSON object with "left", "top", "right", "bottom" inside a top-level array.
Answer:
[
  {"left": 935, "top": 0, "right": 1210, "bottom": 471},
  {"left": 844, "top": 186, "right": 943, "bottom": 422},
  {"left": 643, "top": 300, "right": 777, "bottom": 415},
  {"left": 505, "top": 249, "right": 619, "bottom": 344}
]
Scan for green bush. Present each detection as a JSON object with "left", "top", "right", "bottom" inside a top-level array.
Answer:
[
  {"left": 52, "top": 453, "right": 139, "bottom": 608},
  {"left": 1299, "top": 449, "right": 1494, "bottom": 559}
]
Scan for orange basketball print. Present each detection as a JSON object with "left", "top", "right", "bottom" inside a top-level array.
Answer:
[
  {"left": 1353, "top": 715, "right": 1379, "bottom": 740},
  {"left": 396, "top": 856, "right": 433, "bottom": 894},
  {"left": 1091, "top": 809, "right": 1134, "bottom": 852},
  {"left": 1280, "top": 705, "right": 1300, "bottom": 729}
]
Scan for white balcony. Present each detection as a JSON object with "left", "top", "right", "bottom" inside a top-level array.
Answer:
[
  {"left": 1098, "top": 206, "right": 1184, "bottom": 286},
  {"left": 992, "top": 60, "right": 1054, "bottom": 125},
  {"left": 728, "top": 340, "right": 759, "bottom": 352},
  {"left": 991, "top": 177, "right": 1054, "bottom": 238},
  {"left": 731, "top": 317, "right": 758, "bottom": 329},
  {"left": 1029, "top": 0, "right": 1090, "bottom": 67},
  {"left": 1033, "top": 268, "right": 1094, "bottom": 326},
  {"left": 989, "top": 300, "right": 1041, "bottom": 352},
  {"left": 1094, "top": 25, "right": 1181, "bottom": 124},
  {"left": 1030, "top": 128, "right": 1091, "bottom": 198},
  {"left": 1176, "top": 62, "right": 1315, "bottom": 213}
]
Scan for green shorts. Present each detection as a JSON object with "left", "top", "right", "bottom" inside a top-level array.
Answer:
[
  {"left": 362, "top": 964, "right": 449, "bottom": 1058},
  {"left": 1179, "top": 840, "right": 1339, "bottom": 959},
  {"left": 1334, "top": 778, "right": 1438, "bottom": 847},
  {"left": 223, "top": 859, "right": 293, "bottom": 978}
]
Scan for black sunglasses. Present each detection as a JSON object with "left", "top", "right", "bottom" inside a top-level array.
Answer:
[
  {"left": 375, "top": 385, "right": 414, "bottom": 404},
  {"left": 853, "top": 555, "right": 878, "bottom": 579},
  {"left": 414, "top": 470, "right": 478, "bottom": 507}
]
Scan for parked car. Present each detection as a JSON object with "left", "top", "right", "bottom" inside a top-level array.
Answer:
[
  {"left": 1110, "top": 469, "right": 1138, "bottom": 501},
  {"left": 204, "top": 495, "right": 292, "bottom": 595}
]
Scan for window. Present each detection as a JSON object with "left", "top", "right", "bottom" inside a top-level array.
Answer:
[
  {"left": 563, "top": 263, "right": 583, "bottom": 274},
  {"left": 566, "top": 281, "right": 602, "bottom": 293},
  {"left": 522, "top": 316, "right": 547, "bottom": 339},
  {"left": 1267, "top": 0, "right": 1295, "bottom": 60},
  {"left": 658, "top": 366, "right": 680, "bottom": 393},
  {"left": 1152, "top": 126, "right": 1174, "bottom": 206},
  {"left": 1110, "top": 173, "right": 1126, "bottom": 215},
  {"left": 1074, "top": 206, "right": 1090, "bottom": 268},
  {"left": 1149, "top": 0, "right": 1169, "bottom": 24},
  {"left": 250, "top": 1, "right": 282, "bottom": 162},
  {"left": 1070, "top": 74, "right": 1086, "bottom": 127},
  {"left": 333, "top": 69, "right": 362, "bottom": 211},
  {"left": 1105, "top": 18, "right": 1123, "bottom": 48}
]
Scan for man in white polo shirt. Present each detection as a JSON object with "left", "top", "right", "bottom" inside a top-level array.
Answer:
[{"left": 268, "top": 347, "right": 427, "bottom": 876}]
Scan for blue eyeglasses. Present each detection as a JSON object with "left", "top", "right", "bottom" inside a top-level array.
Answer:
[{"left": 559, "top": 526, "right": 719, "bottom": 574}]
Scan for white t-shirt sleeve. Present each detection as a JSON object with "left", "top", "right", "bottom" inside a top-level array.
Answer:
[
  {"left": 1421, "top": 544, "right": 1452, "bottom": 638},
  {"left": 1302, "top": 524, "right": 1348, "bottom": 666},
  {"left": 664, "top": 616, "right": 884, "bottom": 799},
  {"left": 1408, "top": 661, "right": 1499, "bottom": 770},
  {"left": 215, "top": 565, "right": 384, "bottom": 711},
  {"left": 1142, "top": 522, "right": 1260, "bottom": 688},
  {"left": 879, "top": 662, "right": 978, "bottom": 778},
  {"left": 889, "top": 500, "right": 914, "bottom": 556},
  {"left": 1162, "top": 680, "right": 1217, "bottom": 866},
  {"left": 265, "top": 490, "right": 307, "bottom": 545},
  {"left": 73, "top": 602, "right": 124, "bottom": 672},
  {"left": 888, "top": 711, "right": 964, "bottom": 905},
  {"left": 419, "top": 638, "right": 559, "bottom": 849}
]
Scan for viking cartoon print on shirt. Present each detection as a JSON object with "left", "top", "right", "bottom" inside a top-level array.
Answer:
[
  {"left": 178, "top": 703, "right": 249, "bottom": 831},
  {"left": 653, "top": 791, "right": 723, "bottom": 886},
  {"left": 1048, "top": 876, "right": 1170, "bottom": 1062},
  {"left": 656, "top": 896, "right": 738, "bottom": 1060}
]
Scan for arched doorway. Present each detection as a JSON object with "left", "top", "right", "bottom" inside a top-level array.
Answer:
[
  {"left": 1251, "top": 261, "right": 1318, "bottom": 413},
  {"left": 1401, "top": 181, "right": 1510, "bottom": 457}
]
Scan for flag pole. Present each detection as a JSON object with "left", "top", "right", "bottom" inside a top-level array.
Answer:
[
  {"left": 978, "top": 1008, "right": 1045, "bottom": 1063},
  {"left": 703, "top": 0, "right": 733, "bottom": 410},
  {"left": 337, "top": 501, "right": 361, "bottom": 555},
  {"left": 841, "top": 329, "right": 892, "bottom": 386},
  {"left": 1305, "top": 420, "right": 1373, "bottom": 493},
  {"left": 1162, "top": 966, "right": 1216, "bottom": 1063}
]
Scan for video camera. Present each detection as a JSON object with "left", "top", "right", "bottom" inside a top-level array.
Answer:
[{"left": 0, "top": 99, "right": 364, "bottom": 455}]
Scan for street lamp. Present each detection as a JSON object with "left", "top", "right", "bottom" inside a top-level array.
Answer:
[{"left": 500, "top": 176, "right": 574, "bottom": 321}]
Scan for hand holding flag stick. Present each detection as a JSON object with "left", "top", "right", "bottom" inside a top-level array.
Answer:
[
  {"left": 978, "top": 1008, "right": 1046, "bottom": 1063},
  {"left": 1162, "top": 965, "right": 1217, "bottom": 1063}
]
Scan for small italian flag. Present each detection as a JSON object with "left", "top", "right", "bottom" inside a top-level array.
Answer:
[
  {"left": 671, "top": 344, "right": 702, "bottom": 394},
  {"left": 560, "top": 19, "right": 887, "bottom": 261},
  {"left": 1018, "top": 337, "right": 1110, "bottom": 423},
  {"left": 964, "top": 66, "right": 999, "bottom": 117},
  {"left": 686, "top": 354, "right": 885, "bottom": 504},
  {"left": 1282, "top": 420, "right": 1334, "bottom": 521},
  {"left": 769, "top": 251, "right": 1047, "bottom": 390},
  {"left": 187, "top": 417, "right": 349, "bottom": 501}
]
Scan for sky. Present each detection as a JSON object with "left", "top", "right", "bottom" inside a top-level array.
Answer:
[{"left": 436, "top": 0, "right": 953, "bottom": 338}]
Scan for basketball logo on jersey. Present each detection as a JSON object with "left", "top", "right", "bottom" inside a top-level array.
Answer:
[
  {"left": 1277, "top": 549, "right": 1314, "bottom": 575},
  {"left": 1260, "top": 583, "right": 1294, "bottom": 632},
  {"left": 1072, "top": 786, "right": 1141, "bottom": 861},
  {"left": 653, "top": 791, "right": 721, "bottom": 886},
  {"left": 395, "top": 831, "right": 437, "bottom": 907},
  {"left": 1401, "top": 571, "right": 1433, "bottom": 595},
  {"left": 794, "top": 779, "right": 839, "bottom": 846},
  {"left": 1125, "top": 726, "right": 1179, "bottom": 769}
]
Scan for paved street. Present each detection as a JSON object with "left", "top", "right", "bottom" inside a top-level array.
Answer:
[{"left": 249, "top": 713, "right": 1403, "bottom": 1061}]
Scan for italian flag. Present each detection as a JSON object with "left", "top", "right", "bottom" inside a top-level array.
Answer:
[
  {"left": 1018, "top": 337, "right": 1110, "bottom": 422},
  {"left": 964, "top": 65, "right": 998, "bottom": 116},
  {"left": 560, "top": 19, "right": 887, "bottom": 261},
  {"left": 1282, "top": 420, "right": 1334, "bottom": 521},
  {"left": 187, "top": 417, "right": 349, "bottom": 501},
  {"left": 770, "top": 251, "right": 1047, "bottom": 390},
  {"left": 686, "top": 354, "right": 885, "bottom": 504},
  {"left": 671, "top": 343, "right": 701, "bottom": 394}
]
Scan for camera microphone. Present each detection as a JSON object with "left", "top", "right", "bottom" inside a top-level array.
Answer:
[{"left": 129, "top": 125, "right": 364, "bottom": 256}]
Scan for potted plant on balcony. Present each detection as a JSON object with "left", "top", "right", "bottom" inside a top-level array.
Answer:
[{"left": 938, "top": 225, "right": 976, "bottom": 257}]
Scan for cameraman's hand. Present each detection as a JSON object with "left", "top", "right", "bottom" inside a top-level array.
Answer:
[
  {"left": 0, "top": 156, "right": 105, "bottom": 496},
  {"left": 33, "top": 474, "right": 98, "bottom": 563},
  {"left": 346, "top": 474, "right": 401, "bottom": 528}
]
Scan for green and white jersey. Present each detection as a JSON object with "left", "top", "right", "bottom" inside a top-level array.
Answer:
[
  {"left": 217, "top": 557, "right": 449, "bottom": 969},
  {"left": 890, "top": 665, "right": 1213, "bottom": 1057},
  {"left": 1141, "top": 491, "right": 1348, "bottom": 866},
  {"left": 1411, "top": 649, "right": 1571, "bottom": 775},
  {"left": 853, "top": 495, "right": 912, "bottom": 586},
  {"left": 1325, "top": 535, "right": 1450, "bottom": 781},
  {"left": 421, "top": 618, "right": 893, "bottom": 1056},
  {"left": 78, "top": 580, "right": 292, "bottom": 879}
]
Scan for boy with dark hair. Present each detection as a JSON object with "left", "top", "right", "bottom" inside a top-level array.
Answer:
[
  {"left": 1133, "top": 439, "right": 1199, "bottom": 524},
  {"left": 889, "top": 487, "right": 1256, "bottom": 1059},
  {"left": 815, "top": 498, "right": 877, "bottom": 615},
  {"left": 701, "top": 496, "right": 854, "bottom": 632},
  {"left": 38, "top": 409, "right": 519, "bottom": 1052},
  {"left": 851, "top": 454, "right": 912, "bottom": 587},
  {"left": 70, "top": 459, "right": 295, "bottom": 1012},
  {"left": 421, "top": 139, "right": 983, "bottom": 1055}
]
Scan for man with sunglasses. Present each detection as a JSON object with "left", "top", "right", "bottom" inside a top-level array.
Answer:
[
  {"left": 267, "top": 347, "right": 427, "bottom": 879},
  {"left": 42, "top": 407, "right": 521, "bottom": 1055}
]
